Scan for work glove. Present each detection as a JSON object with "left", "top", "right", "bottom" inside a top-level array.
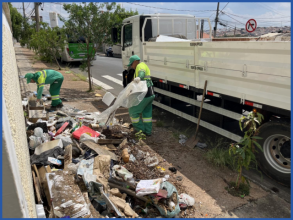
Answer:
[{"left": 134, "top": 77, "right": 141, "bottom": 84}]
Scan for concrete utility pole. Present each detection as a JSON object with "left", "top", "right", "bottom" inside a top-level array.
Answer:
[
  {"left": 214, "top": 2, "right": 220, "bottom": 38},
  {"left": 35, "top": 2, "right": 40, "bottom": 32},
  {"left": 22, "top": 3, "right": 25, "bottom": 20}
]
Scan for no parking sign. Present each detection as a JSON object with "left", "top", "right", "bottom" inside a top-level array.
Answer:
[{"left": 246, "top": 19, "right": 257, "bottom": 33}]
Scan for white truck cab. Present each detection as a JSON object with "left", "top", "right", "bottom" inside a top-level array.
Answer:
[{"left": 119, "top": 14, "right": 212, "bottom": 69}]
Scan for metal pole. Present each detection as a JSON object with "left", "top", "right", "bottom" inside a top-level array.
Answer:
[
  {"left": 214, "top": 2, "right": 220, "bottom": 38},
  {"left": 194, "top": 80, "right": 208, "bottom": 141},
  {"left": 35, "top": 2, "right": 40, "bottom": 32}
]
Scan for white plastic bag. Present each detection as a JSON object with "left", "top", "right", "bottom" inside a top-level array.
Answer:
[
  {"left": 112, "top": 165, "right": 133, "bottom": 181},
  {"left": 79, "top": 133, "right": 99, "bottom": 144},
  {"left": 34, "top": 127, "right": 43, "bottom": 137},
  {"left": 179, "top": 193, "right": 195, "bottom": 206},
  {"left": 144, "top": 156, "right": 159, "bottom": 167},
  {"left": 136, "top": 179, "right": 163, "bottom": 197},
  {"left": 54, "top": 135, "right": 73, "bottom": 147},
  {"left": 94, "top": 81, "right": 147, "bottom": 125},
  {"left": 29, "top": 136, "right": 42, "bottom": 149}
]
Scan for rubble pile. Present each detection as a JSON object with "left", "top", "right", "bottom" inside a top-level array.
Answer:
[{"left": 24, "top": 92, "right": 195, "bottom": 218}]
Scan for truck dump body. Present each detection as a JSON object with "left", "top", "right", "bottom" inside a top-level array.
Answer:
[{"left": 143, "top": 40, "right": 290, "bottom": 111}]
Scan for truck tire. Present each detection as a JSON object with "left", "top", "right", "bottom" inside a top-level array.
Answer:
[{"left": 255, "top": 121, "right": 291, "bottom": 186}]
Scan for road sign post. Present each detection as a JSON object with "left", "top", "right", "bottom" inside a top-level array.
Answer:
[{"left": 246, "top": 19, "right": 257, "bottom": 33}]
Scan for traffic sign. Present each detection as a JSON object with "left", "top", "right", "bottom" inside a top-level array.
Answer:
[{"left": 246, "top": 19, "right": 257, "bottom": 33}]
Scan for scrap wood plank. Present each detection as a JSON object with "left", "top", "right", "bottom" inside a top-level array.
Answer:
[
  {"left": 38, "top": 166, "right": 52, "bottom": 208},
  {"left": 64, "top": 144, "right": 72, "bottom": 171},
  {"left": 32, "top": 164, "right": 44, "bottom": 197},
  {"left": 106, "top": 144, "right": 117, "bottom": 151},
  {"left": 32, "top": 170, "right": 42, "bottom": 204},
  {"left": 83, "top": 141, "right": 118, "bottom": 161},
  {"left": 98, "top": 139, "right": 123, "bottom": 145}
]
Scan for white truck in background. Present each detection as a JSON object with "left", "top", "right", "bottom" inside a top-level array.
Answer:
[{"left": 112, "top": 14, "right": 291, "bottom": 185}]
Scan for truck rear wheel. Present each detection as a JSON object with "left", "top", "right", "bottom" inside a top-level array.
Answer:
[{"left": 256, "top": 121, "right": 291, "bottom": 186}]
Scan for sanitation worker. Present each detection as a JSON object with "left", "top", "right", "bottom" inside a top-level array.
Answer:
[
  {"left": 127, "top": 55, "right": 155, "bottom": 136},
  {"left": 25, "top": 69, "right": 64, "bottom": 109}
]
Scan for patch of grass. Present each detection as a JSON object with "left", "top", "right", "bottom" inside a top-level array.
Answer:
[
  {"left": 172, "top": 131, "right": 180, "bottom": 140},
  {"left": 204, "top": 147, "right": 237, "bottom": 170},
  {"left": 95, "top": 86, "right": 102, "bottom": 90},
  {"left": 75, "top": 73, "right": 87, "bottom": 81},
  {"left": 156, "top": 121, "right": 164, "bottom": 127},
  {"left": 72, "top": 77, "right": 79, "bottom": 81},
  {"left": 225, "top": 181, "right": 250, "bottom": 198}
]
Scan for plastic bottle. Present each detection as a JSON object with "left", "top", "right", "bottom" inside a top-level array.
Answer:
[{"left": 122, "top": 148, "right": 130, "bottom": 163}]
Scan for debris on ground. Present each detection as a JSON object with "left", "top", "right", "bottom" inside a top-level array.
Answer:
[{"left": 24, "top": 90, "right": 196, "bottom": 218}]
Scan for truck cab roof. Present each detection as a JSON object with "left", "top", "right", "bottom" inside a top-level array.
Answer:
[{"left": 123, "top": 14, "right": 196, "bottom": 23}]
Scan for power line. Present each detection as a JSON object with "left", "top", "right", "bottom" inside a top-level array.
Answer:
[
  {"left": 25, "top": 3, "right": 31, "bottom": 11},
  {"left": 257, "top": 3, "right": 285, "bottom": 17},
  {"left": 222, "top": 11, "right": 290, "bottom": 20},
  {"left": 126, "top": 2, "right": 216, "bottom": 12},
  {"left": 220, "top": 2, "right": 229, "bottom": 12},
  {"left": 221, "top": 12, "right": 246, "bottom": 25}
]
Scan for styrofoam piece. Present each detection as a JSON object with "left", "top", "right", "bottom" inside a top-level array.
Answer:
[
  {"left": 34, "top": 139, "right": 63, "bottom": 155},
  {"left": 36, "top": 204, "right": 46, "bottom": 218},
  {"left": 102, "top": 92, "right": 116, "bottom": 106}
]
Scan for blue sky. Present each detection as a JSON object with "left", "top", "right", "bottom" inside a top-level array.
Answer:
[{"left": 12, "top": 2, "right": 291, "bottom": 30}]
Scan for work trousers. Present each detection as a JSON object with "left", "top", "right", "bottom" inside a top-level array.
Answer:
[
  {"left": 49, "top": 76, "right": 64, "bottom": 106},
  {"left": 128, "top": 95, "right": 155, "bottom": 135}
]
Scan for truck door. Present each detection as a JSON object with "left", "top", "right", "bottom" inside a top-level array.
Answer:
[{"left": 122, "top": 22, "right": 134, "bottom": 69}]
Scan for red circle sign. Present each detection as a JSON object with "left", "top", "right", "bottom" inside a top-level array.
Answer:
[{"left": 246, "top": 19, "right": 257, "bottom": 33}]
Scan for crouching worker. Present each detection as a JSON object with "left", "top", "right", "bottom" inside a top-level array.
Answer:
[
  {"left": 127, "top": 55, "right": 155, "bottom": 136},
  {"left": 25, "top": 69, "right": 64, "bottom": 109}
]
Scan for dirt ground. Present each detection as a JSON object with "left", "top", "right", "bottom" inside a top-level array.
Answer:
[{"left": 18, "top": 46, "right": 290, "bottom": 218}]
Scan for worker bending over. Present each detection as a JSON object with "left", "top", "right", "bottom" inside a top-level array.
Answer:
[{"left": 25, "top": 69, "right": 64, "bottom": 109}]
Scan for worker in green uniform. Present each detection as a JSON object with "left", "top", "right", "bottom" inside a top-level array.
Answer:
[
  {"left": 25, "top": 69, "right": 64, "bottom": 109},
  {"left": 127, "top": 55, "right": 155, "bottom": 136}
]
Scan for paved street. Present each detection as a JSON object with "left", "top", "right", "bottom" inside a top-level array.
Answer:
[{"left": 66, "top": 54, "right": 124, "bottom": 96}]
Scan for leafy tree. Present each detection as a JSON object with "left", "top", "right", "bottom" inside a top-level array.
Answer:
[
  {"left": 8, "top": 3, "right": 23, "bottom": 41},
  {"left": 108, "top": 5, "right": 138, "bottom": 44},
  {"left": 30, "top": 23, "right": 66, "bottom": 70},
  {"left": 60, "top": 2, "right": 118, "bottom": 91},
  {"left": 229, "top": 111, "right": 264, "bottom": 190}
]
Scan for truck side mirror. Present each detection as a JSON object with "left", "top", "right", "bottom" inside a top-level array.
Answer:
[{"left": 111, "top": 28, "right": 118, "bottom": 43}]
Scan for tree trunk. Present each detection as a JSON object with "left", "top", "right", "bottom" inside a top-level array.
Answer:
[
  {"left": 86, "top": 40, "right": 92, "bottom": 91},
  {"left": 236, "top": 166, "right": 242, "bottom": 190}
]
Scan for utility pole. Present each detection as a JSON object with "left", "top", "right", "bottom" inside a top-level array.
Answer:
[
  {"left": 35, "top": 2, "right": 40, "bottom": 32},
  {"left": 22, "top": 3, "right": 25, "bottom": 20},
  {"left": 234, "top": 25, "right": 236, "bottom": 37},
  {"left": 200, "top": 19, "right": 204, "bottom": 38},
  {"left": 213, "top": 2, "right": 220, "bottom": 38}
]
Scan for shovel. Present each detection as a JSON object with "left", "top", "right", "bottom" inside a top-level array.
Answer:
[{"left": 185, "top": 80, "right": 207, "bottom": 149}]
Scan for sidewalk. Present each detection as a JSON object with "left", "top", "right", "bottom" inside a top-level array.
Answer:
[{"left": 15, "top": 44, "right": 291, "bottom": 218}]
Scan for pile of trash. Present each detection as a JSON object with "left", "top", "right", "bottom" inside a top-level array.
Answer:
[{"left": 24, "top": 81, "right": 195, "bottom": 218}]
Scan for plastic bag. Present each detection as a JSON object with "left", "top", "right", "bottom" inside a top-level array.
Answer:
[
  {"left": 67, "top": 163, "right": 80, "bottom": 173},
  {"left": 29, "top": 135, "right": 42, "bottom": 149},
  {"left": 79, "top": 133, "right": 99, "bottom": 144},
  {"left": 136, "top": 150, "right": 146, "bottom": 160},
  {"left": 34, "top": 127, "right": 43, "bottom": 138},
  {"left": 136, "top": 179, "right": 163, "bottom": 197},
  {"left": 41, "top": 133, "right": 51, "bottom": 143},
  {"left": 112, "top": 165, "right": 133, "bottom": 182},
  {"left": 179, "top": 193, "right": 195, "bottom": 206},
  {"left": 54, "top": 135, "right": 73, "bottom": 147},
  {"left": 94, "top": 81, "right": 147, "bottom": 125},
  {"left": 144, "top": 156, "right": 159, "bottom": 167},
  {"left": 151, "top": 181, "right": 180, "bottom": 218}
]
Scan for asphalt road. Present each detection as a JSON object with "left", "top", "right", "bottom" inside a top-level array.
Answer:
[{"left": 65, "top": 54, "right": 124, "bottom": 96}]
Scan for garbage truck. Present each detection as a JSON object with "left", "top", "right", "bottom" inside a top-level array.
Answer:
[{"left": 112, "top": 14, "right": 291, "bottom": 185}]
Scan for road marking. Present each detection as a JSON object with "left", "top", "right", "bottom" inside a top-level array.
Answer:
[
  {"left": 117, "top": 73, "right": 122, "bottom": 76},
  {"left": 88, "top": 77, "right": 113, "bottom": 90},
  {"left": 102, "top": 75, "right": 123, "bottom": 86}
]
